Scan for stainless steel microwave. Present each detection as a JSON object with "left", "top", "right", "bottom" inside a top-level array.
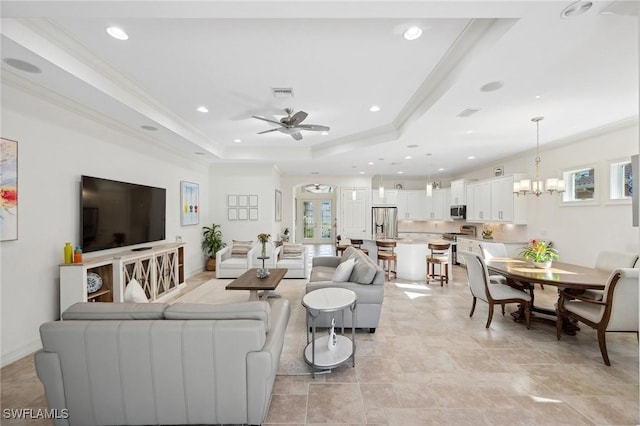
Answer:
[{"left": 450, "top": 205, "right": 466, "bottom": 220}]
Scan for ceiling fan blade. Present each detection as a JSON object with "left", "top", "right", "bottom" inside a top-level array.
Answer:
[
  {"left": 289, "top": 111, "right": 308, "bottom": 126},
  {"left": 257, "top": 128, "right": 281, "bottom": 134},
  {"left": 252, "top": 115, "right": 284, "bottom": 126},
  {"left": 291, "top": 133, "right": 303, "bottom": 141},
  {"left": 298, "top": 124, "right": 330, "bottom": 132}
]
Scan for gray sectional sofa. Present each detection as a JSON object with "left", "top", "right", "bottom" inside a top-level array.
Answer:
[
  {"left": 306, "top": 246, "right": 385, "bottom": 332},
  {"left": 35, "top": 299, "right": 290, "bottom": 426}
]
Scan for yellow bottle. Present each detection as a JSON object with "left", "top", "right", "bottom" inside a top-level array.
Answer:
[{"left": 63, "top": 242, "right": 73, "bottom": 264}]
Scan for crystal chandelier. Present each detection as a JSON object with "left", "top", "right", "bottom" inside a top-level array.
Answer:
[{"left": 513, "top": 116, "right": 565, "bottom": 196}]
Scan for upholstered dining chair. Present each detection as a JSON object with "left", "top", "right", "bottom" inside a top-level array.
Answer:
[
  {"left": 479, "top": 242, "right": 509, "bottom": 285},
  {"left": 556, "top": 268, "right": 639, "bottom": 366},
  {"left": 583, "top": 251, "right": 639, "bottom": 300},
  {"left": 459, "top": 251, "right": 531, "bottom": 329}
]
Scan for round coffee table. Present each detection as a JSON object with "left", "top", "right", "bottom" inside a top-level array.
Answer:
[{"left": 302, "top": 287, "right": 357, "bottom": 377}]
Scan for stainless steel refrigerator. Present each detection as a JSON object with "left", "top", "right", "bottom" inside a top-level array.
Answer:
[{"left": 372, "top": 207, "right": 398, "bottom": 239}]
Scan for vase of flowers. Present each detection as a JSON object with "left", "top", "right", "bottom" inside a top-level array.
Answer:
[
  {"left": 519, "top": 239, "right": 559, "bottom": 268},
  {"left": 257, "top": 233, "right": 270, "bottom": 258}
]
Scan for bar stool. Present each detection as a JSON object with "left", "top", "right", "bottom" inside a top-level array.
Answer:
[
  {"left": 335, "top": 236, "right": 349, "bottom": 256},
  {"left": 349, "top": 239, "right": 369, "bottom": 255},
  {"left": 426, "top": 242, "right": 451, "bottom": 286},
  {"left": 376, "top": 240, "right": 397, "bottom": 280}
]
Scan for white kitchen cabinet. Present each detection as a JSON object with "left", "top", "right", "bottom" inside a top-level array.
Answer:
[
  {"left": 397, "top": 190, "right": 426, "bottom": 219},
  {"left": 456, "top": 237, "right": 481, "bottom": 266},
  {"left": 490, "top": 175, "right": 527, "bottom": 224},
  {"left": 425, "top": 188, "right": 449, "bottom": 220},
  {"left": 371, "top": 189, "right": 398, "bottom": 206},
  {"left": 450, "top": 179, "right": 473, "bottom": 206},
  {"left": 466, "top": 181, "right": 491, "bottom": 222}
]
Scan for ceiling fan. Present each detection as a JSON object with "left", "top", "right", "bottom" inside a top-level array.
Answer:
[{"left": 252, "top": 108, "right": 330, "bottom": 141}]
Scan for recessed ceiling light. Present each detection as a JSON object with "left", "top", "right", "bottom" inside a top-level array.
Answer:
[
  {"left": 197, "top": 106, "right": 209, "bottom": 113},
  {"left": 465, "top": 130, "right": 473, "bottom": 134},
  {"left": 561, "top": 0, "right": 593, "bottom": 18},
  {"left": 233, "top": 139, "right": 242, "bottom": 143},
  {"left": 3, "top": 58, "right": 41, "bottom": 73},
  {"left": 369, "top": 105, "right": 381, "bottom": 112},
  {"left": 368, "top": 162, "right": 375, "bottom": 165},
  {"left": 535, "top": 95, "right": 542, "bottom": 99},
  {"left": 407, "top": 144, "right": 419, "bottom": 148},
  {"left": 480, "top": 81, "right": 503, "bottom": 92},
  {"left": 467, "top": 156, "right": 475, "bottom": 160},
  {"left": 141, "top": 125, "right": 157, "bottom": 131},
  {"left": 359, "top": 171, "right": 365, "bottom": 174},
  {"left": 404, "top": 156, "right": 412, "bottom": 160},
  {"left": 106, "top": 26, "right": 129, "bottom": 40},
  {"left": 403, "top": 26, "right": 423, "bottom": 41},
  {"left": 438, "top": 168, "right": 445, "bottom": 171},
  {"left": 321, "top": 131, "right": 329, "bottom": 136},
  {"left": 397, "top": 171, "right": 404, "bottom": 174}
]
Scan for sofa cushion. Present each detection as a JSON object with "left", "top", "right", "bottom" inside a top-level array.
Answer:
[
  {"left": 349, "top": 257, "right": 378, "bottom": 284},
  {"left": 231, "top": 240, "right": 253, "bottom": 258},
  {"left": 124, "top": 279, "right": 149, "bottom": 303},
  {"left": 277, "top": 258, "right": 305, "bottom": 269},
  {"left": 310, "top": 265, "right": 336, "bottom": 283},
  {"left": 333, "top": 258, "right": 355, "bottom": 281},
  {"left": 220, "top": 257, "right": 249, "bottom": 267},
  {"left": 62, "top": 302, "right": 168, "bottom": 320},
  {"left": 164, "top": 301, "right": 271, "bottom": 332},
  {"left": 282, "top": 243, "right": 303, "bottom": 258}
]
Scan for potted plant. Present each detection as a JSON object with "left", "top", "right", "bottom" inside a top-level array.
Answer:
[
  {"left": 519, "top": 239, "right": 559, "bottom": 268},
  {"left": 202, "top": 224, "right": 226, "bottom": 271}
]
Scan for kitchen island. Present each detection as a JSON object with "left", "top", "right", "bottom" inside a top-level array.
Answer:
[{"left": 362, "top": 237, "right": 454, "bottom": 281}]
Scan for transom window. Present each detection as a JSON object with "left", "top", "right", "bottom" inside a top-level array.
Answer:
[
  {"left": 562, "top": 167, "right": 596, "bottom": 203},
  {"left": 609, "top": 160, "right": 632, "bottom": 200}
]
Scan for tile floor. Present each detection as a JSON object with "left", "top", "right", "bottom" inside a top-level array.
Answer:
[{"left": 2, "top": 244, "right": 638, "bottom": 425}]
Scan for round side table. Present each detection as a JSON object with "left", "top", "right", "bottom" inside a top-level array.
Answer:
[{"left": 302, "top": 287, "right": 357, "bottom": 378}]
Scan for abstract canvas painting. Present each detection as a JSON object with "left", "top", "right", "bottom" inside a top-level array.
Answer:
[
  {"left": 180, "top": 181, "right": 199, "bottom": 226},
  {"left": 1, "top": 138, "right": 18, "bottom": 241}
]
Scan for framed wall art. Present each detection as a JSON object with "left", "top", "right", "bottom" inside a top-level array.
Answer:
[
  {"left": 180, "top": 181, "right": 199, "bottom": 226},
  {"left": 249, "top": 195, "right": 258, "bottom": 207},
  {"left": 1, "top": 138, "right": 18, "bottom": 241},
  {"left": 249, "top": 208, "right": 258, "bottom": 220},
  {"left": 238, "top": 207, "right": 248, "bottom": 220},
  {"left": 228, "top": 208, "right": 237, "bottom": 221},
  {"left": 238, "top": 195, "right": 248, "bottom": 207},
  {"left": 275, "top": 189, "right": 282, "bottom": 222},
  {"left": 227, "top": 195, "right": 237, "bottom": 207}
]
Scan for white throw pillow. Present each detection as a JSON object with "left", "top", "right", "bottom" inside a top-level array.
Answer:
[
  {"left": 333, "top": 258, "right": 356, "bottom": 282},
  {"left": 124, "top": 279, "right": 149, "bottom": 303}
]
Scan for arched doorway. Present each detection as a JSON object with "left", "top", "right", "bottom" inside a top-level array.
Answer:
[{"left": 296, "top": 183, "right": 335, "bottom": 244}]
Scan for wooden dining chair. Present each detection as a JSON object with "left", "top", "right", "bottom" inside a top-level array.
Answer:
[
  {"left": 459, "top": 251, "right": 531, "bottom": 329},
  {"left": 556, "top": 268, "right": 639, "bottom": 366}
]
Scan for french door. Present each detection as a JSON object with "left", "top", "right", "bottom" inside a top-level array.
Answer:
[{"left": 301, "top": 199, "right": 333, "bottom": 244}]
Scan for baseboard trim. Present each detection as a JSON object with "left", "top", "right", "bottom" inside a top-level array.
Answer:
[{"left": 1, "top": 338, "right": 42, "bottom": 368}]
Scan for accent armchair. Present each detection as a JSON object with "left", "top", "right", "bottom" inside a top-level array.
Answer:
[
  {"left": 557, "top": 268, "right": 639, "bottom": 366},
  {"left": 216, "top": 243, "right": 257, "bottom": 278}
]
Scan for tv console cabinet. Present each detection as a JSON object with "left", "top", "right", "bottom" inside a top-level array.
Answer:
[{"left": 59, "top": 243, "right": 185, "bottom": 316}]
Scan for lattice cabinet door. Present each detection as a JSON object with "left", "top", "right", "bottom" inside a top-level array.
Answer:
[
  {"left": 122, "top": 256, "right": 154, "bottom": 300},
  {"left": 155, "top": 250, "right": 177, "bottom": 298}
]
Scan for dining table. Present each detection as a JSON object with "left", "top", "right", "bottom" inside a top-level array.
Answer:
[{"left": 485, "top": 258, "right": 611, "bottom": 334}]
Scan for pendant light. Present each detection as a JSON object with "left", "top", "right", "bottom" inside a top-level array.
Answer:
[
  {"left": 426, "top": 153, "right": 433, "bottom": 197},
  {"left": 514, "top": 116, "right": 565, "bottom": 196},
  {"left": 378, "top": 174, "right": 384, "bottom": 198}
]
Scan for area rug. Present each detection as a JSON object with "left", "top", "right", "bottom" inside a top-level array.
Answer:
[{"left": 171, "top": 277, "right": 319, "bottom": 376}]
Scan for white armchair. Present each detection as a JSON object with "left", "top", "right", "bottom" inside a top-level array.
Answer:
[
  {"left": 273, "top": 243, "right": 308, "bottom": 279},
  {"left": 216, "top": 243, "right": 257, "bottom": 278}
]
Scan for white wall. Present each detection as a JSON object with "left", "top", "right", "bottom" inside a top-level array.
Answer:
[
  {"left": 0, "top": 84, "right": 211, "bottom": 366},
  {"left": 453, "top": 122, "right": 639, "bottom": 266},
  {"left": 209, "top": 164, "right": 281, "bottom": 245}
]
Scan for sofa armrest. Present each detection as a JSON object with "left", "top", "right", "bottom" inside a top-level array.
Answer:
[
  {"left": 35, "top": 350, "right": 70, "bottom": 426},
  {"left": 312, "top": 256, "right": 341, "bottom": 268},
  {"left": 247, "top": 246, "right": 257, "bottom": 268},
  {"left": 273, "top": 245, "right": 283, "bottom": 261},
  {"left": 216, "top": 246, "right": 232, "bottom": 264}
]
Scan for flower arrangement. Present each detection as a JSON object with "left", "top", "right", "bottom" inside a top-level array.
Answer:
[
  {"left": 481, "top": 224, "right": 493, "bottom": 239},
  {"left": 519, "top": 239, "right": 559, "bottom": 263},
  {"left": 257, "top": 233, "right": 271, "bottom": 258}
]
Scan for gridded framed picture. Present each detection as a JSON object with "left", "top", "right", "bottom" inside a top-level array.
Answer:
[
  {"left": 228, "top": 195, "right": 237, "bottom": 207},
  {"left": 180, "top": 181, "right": 199, "bottom": 226},
  {"left": 228, "top": 208, "right": 237, "bottom": 221},
  {"left": 238, "top": 195, "right": 248, "bottom": 207},
  {"left": 249, "top": 195, "right": 258, "bottom": 207},
  {"left": 249, "top": 208, "right": 258, "bottom": 220},
  {"left": 275, "top": 189, "right": 282, "bottom": 222},
  {"left": 238, "top": 207, "right": 248, "bottom": 220}
]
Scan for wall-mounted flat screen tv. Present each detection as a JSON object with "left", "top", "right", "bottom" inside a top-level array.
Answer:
[{"left": 81, "top": 176, "right": 166, "bottom": 253}]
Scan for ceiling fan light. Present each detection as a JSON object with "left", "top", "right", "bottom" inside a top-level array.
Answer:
[{"left": 106, "top": 26, "right": 129, "bottom": 40}]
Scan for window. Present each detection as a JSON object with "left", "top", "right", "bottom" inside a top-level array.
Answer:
[
  {"left": 562, "top": 166, "right": 597, "bottom": 203},
  {"left": 609, "top": 160, "right": 632, "bottom": 200}
]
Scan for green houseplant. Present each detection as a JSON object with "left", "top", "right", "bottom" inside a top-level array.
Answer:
[
  {"left": 202, "top": 224, "right": 226, "bottom": 271},
  {"left": 519, "top": 239, "right": 559, "bottom": 268}
]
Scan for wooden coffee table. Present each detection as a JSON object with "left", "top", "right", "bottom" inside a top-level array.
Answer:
[{"left": 225, "top": 268, "right": 288, "bottom": 301}]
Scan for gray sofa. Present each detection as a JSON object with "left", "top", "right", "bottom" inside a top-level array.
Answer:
[
  {"left": 35, "top": 299, "right": 290, "bottom": 426},
  {"left": 307, "top": 246, "right": 385, "bottom": 332}
]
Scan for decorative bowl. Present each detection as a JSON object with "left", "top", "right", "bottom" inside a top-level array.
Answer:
[{"left": 87, "top": 272, "right": 103, "bottom": 293}]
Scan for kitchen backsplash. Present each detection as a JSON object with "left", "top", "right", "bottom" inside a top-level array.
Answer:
[{"left": 398, "top": 220, "right": 528, "bottom": 242}]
